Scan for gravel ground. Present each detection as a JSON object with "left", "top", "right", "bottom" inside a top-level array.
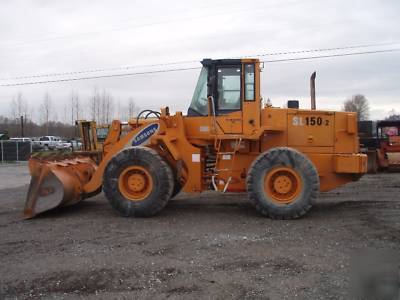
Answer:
[
  {"left": 0, "top": 165, "right": 399, "bottom": 299},
  {"left": 0, "top": 162, "right": 30, "bottom": 189}
]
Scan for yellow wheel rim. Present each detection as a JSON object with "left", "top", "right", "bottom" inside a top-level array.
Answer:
[
  {"left": 264, "top": 167, "right": 302, "bottom": 204},
  {"left": 118, "top": 166, "right": 153, "bottom": 201}
]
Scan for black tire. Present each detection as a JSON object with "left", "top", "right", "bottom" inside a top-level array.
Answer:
[
  {"left": 247, "top": 147, "right": 319, "bottom": 219},
  {"left": 103, "top": 147, "right": 174, "bottom": 217},
  {"left": 171, "top": 179, "right": 182, "bottom": 198},
  {"left": 162, "top": 161, "right": 182, "bottom": 199}
]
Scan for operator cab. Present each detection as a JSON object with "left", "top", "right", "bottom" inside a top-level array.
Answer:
[{"left": 188, "top": 58, "right": 258, "bottom": 117}]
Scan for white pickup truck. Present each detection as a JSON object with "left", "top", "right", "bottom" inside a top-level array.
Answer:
[{"left": 37, "top": 136, "right": 61, "bottom": 151}]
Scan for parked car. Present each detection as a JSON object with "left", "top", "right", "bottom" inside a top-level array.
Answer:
[
  {"left": 0, "top": 132, "right": 9, "bottom": 140},
  {"left": 70, "top": 140, "right": 82, "bottom": 151},
  {"left": 26, "top": 137, "right": 41, "bottom": 151},
  {"left": 55, "top": 140, "right": 73, "bottom": 151},
  {"left": 37, "top": 136, "right": 60, "bottom": 151}
]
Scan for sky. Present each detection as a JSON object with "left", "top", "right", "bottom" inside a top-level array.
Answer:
[{"left": 0, "top": 0, "right": 399, "bottom": 123}]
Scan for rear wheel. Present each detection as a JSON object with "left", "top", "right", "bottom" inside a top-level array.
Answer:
[
  {"left": 171, "top": 178, "right": 182, "bottom": 198},
  {"left": 247, "top": 147, "right": 319, "bottom": 219},
  {"left": 165, "top": 161, "right": 182, "bottom": 198},
  {"left": 103, "top": 147, "right": 174, "bottom": 217}
]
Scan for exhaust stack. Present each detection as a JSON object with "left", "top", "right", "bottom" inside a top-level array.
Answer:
[{"left": 310, "top": 71, "right": 316, "bottom": 110}]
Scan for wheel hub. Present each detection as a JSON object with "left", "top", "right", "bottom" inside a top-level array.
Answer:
[
  {"left": 127, "top": 174, "right": 146, "bottom": 192},
  {"left": 118, "top": 166, "right": 153, "bottom": 201},
  {"left": 264, "top": 167, "right": 302, "bottom": 204},
  {"left": 273, "top": 175, "right": 292, "bottom": 194}
]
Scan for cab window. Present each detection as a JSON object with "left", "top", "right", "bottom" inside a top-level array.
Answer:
[
  {"left": 217, "top": 67, "right": 241, "bottom": 111},
  {"left": 244, "top": 64, "right": 255, "bottom": 101},
  {"left": 188, "top": 67, "right": 208, "bottom": 116}
]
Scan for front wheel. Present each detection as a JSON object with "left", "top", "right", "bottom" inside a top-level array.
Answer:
[
  {"left": 247, "top": 147, "right": 319, "bottom": 219},
  {"left": 103, "top": 147, "right": 174, "bottom": 217}
]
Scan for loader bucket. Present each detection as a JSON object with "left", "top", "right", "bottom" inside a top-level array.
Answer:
[{"left": 24, "top": 156, "right": 98, "bottom": 219}]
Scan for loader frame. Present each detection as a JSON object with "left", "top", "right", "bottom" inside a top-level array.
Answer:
[{"left": 24, "top": 57, "right": 367, "bottom": 219}]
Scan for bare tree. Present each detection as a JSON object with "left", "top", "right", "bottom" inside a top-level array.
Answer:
[
  {"left": 10, "top": 100, "right": 16, "bottom": 121},
  {"left": 16, "top": 93, "right": 27, "bottom": 117},
  {"left": 10, "top": 92, "right": 29, "bottom": 122},
  {"left": 116, "top": 100, "right": 122, "bottom": 120},
  {"left": 41, "top": 93, "right": 52, "bottom": 135},
  {"left": 69, "top": 91, "right": 81, "bottom": 124},
  {"left": 0, "top": 116, "right": 76, "bottom": 138},
  {"left": 75, "top": 93, "right": 80, "bottom": 121},
  {"left": 127, "top": 97, "right": 139, "bottom": 119},
  {"left": 386, "top": 109, "right": 400, "bottom": 120},
  {"left": 87, "top": 88, "right": 115, "bottom": 124},
  {"left": 117, "top": 98, "right": 140, "bottom": 121},
  {"left": 105, "top": 93, "right": 113, "bottom": 124},
  {"left": 70, "top": 92, "right": 75, "bottom": 125},
  {"left": 88, "top": 87, "right": 100, "bottom": 122},
  {"left": 63, "top": 103, "right": 68, "bottom": 124},
  {"left": 97, "top": 89, "right": 114, "bottom": 124},
  {"left": 10, "top": 92, "right": 33, "bottom": 136},
  {"left": 342, "top": 94, "right": 370, "bottom": 120},
  {"left": 100, "top": 90, "right": 105, "bottom": 124}
]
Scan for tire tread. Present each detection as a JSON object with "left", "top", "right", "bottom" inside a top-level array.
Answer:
[
  {"left": 247, "top": 147, "right": 319, "bottom": 219},
  {"left": 103, "top": 147, "right": 174, "bottom": 217}
]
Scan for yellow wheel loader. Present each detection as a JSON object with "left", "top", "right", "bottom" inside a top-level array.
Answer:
[{"left": 24, "top": 58, "right": 367, "bottom": 219}]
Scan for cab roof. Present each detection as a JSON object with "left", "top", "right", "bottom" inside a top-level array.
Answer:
[{"left": 201, "top": 58, "right": 259, "bottom": 67}]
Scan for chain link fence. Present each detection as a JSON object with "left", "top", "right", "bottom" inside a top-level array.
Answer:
[{"left": 0, "top": 141, "right": 32, "bottom": 162}]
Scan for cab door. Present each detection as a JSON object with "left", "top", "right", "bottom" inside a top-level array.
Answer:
[{"left": 215, "top": 65, "right": 243, "bottom": 134}]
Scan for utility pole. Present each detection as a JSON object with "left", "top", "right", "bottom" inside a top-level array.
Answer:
[{"left": 20, "top": 115, "right": 24, "bottom": 137}]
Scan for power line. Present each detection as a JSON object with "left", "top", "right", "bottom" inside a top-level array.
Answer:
[
  {"left": 0, "top": 59, "right": 199, "bottom": 81},
  {"left": 1, "top": 47, "right": 399, "bottom": 87},
  {"left": 1, "top": 42, "right": 398, "bottom": 81},
  {"left": 253, "top": 42, "right": 399, "bottom": 57},
  {"left": 263, "top": 48, "right": 400, "bottom": 63},
  {"left": 0, "top": 67, "right": 201, "bottom": 87}
]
